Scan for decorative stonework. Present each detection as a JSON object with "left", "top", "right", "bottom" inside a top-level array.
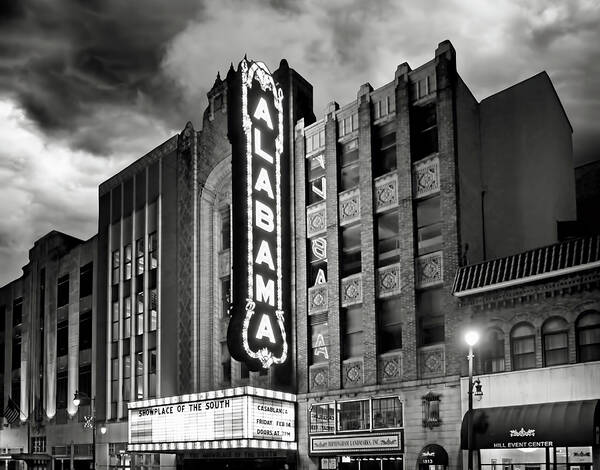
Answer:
[
  {"left": 378, "top": 351, "right": 402, "bottom": 382},
  {"left": 418, "top": 345, "right": 445, "bottom": 378},
  {"left": 341, "top": 274, "right": 362, "bottom": 306},
  {"left": 308, "top": 284, "right": 328, "bottom": 315},
  {"left": 218, "top": 250, "right": 230, "bottom": 278},
  {"left": 339, "top": 188, "right": 360, "bottom": 226},
  {"left": 413, "top": 155, "right": 440, "bottom": 199},
  {"left": 310, "top": 364, "right": 329, "bottom": 391},
  {"left": 307, "top": 202, "right": 327, "bottom": 237},
  {"left": 342, "top": 359, "right": 363, "bottom": 388},
  {"left": 374, "top": 172, "right": 399, "bottom": 213},
  {"left": 416, "top": 251, "right": 443, "bottom": 288},
  {"left": 377, "top": 263, "right": 401, "bottom": 298}
]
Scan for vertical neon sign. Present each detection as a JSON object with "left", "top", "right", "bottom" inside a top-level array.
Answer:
[{"left": 227, "top": 58, "right": 288, "bottom": 371}]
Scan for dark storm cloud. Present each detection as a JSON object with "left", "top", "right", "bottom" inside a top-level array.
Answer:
[{"left": 0, "top": 0, "right": 205, "bottom": 155}]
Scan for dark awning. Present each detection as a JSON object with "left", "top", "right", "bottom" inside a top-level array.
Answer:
[
  {"left": 418, "top": 444, "right": 448, "bottom": 465},
  {"left": 461, "top": 400, "right": 600, "bottom": 449},
  {"left": 10, "top": 454, "right": 52, "bottom": 461}
]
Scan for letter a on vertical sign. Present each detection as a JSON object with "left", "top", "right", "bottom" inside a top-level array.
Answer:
[{"left": 227, "top": 57, "right": 289, "bottom": 371}]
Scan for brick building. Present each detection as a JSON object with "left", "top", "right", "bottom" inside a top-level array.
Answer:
[{"left": 1, "top": 40, "right": 595, "bottom": 470}]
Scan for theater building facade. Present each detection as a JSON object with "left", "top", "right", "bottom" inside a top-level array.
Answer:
[{"left": 1, "top": 40, "right": 598, "bottom": 470}]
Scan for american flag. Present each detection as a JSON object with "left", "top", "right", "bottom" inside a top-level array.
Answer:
[{"left": 2, "top": 397, "right": 21, "bottom": 425}]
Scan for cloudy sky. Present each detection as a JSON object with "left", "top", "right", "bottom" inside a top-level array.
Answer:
[{"left": 0, "top": 0, "right": 598, "bottom": 286}]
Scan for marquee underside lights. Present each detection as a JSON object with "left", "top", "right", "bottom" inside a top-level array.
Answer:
[{"left": 227, "top": 57, "right": 289, "bottom": 371}]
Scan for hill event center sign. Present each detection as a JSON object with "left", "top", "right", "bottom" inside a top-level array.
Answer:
[
  {"left": 128, "top": 387, "right": 296, "bottom": 452},
  {"left": 227, "top": 57, "right": 290, "bottom": 372}
]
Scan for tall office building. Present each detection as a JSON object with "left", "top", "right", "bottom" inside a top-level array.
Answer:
[{"left": 1, "top": 41, "right": 595, "bottom": 470}]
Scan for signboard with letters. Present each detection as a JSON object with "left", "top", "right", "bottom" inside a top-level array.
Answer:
[
  {"left": 310, "top": 432, "right": 403, "bottom": 454},
  {"left": 227, "top": 57, "right": 290, "bottom": 372},
  {"left": 128, "top": 387, "right": 295, "bottom": 452}
]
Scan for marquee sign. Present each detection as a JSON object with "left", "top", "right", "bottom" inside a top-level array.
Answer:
[
  {"left": 127, "top": 387, "right": 296, "bottom": 452},
  {"left": 227, "top": 57, "right": 289, "bottom": 371}
]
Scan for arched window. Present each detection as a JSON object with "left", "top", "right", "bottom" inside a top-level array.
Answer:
[
  {"left": 576, "top": 310, "right": 600, "bottom": 362},
  {"left": 480, "top": 328, "right": 505, "bottom": 373},
  {"left": 511, "top": 323, "right": 536, "bottom": 370},
  {"left": 542, "top": 317, "right": 569, "bottom": 366}
]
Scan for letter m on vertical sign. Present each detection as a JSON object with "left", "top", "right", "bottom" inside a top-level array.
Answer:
[{"left": 227, "top": 58, "right": 289, "bottom": 371}]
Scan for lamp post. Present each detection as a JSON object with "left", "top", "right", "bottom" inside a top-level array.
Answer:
[
  {"left": 465, "top": 330, "right": 480, "bottom": 470},
  {"left": 73, "top": 391, "right": 106, "bottom": 470}
]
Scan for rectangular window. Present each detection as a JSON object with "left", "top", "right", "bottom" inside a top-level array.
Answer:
[
  {"left": 148, "top": 349, "right": 157, "bottom": 398},
  {"left": 377, "top": 211, "right": 400, "bottom": 267},
  {"left": 12, "top": 297, "right": 23, "bottom": 326},
  {"left": 411, "top": 102, "right": 438, "bottom": 160},
  {"left": 111, "top": 358, "right": 119, "bottom": 405},
  {"left": 112, "top": 249, "right": 120, "bottom": 284},
  {"left": 221, "top": 207, "right": 230, "bottom": 251},
  {"left": 124, "top": 244, "right": 132, "bottom": 280},
  {"left": 342, "top": 306, "right": 363, "bottom": 359},
  {"left": 136, "top": 311, "right": 144, "bottom": 336},
  {"left": 372, "top": 397, "right": 403, "bottom": 429},
  {"left": 79, "top": 310, "right": 92, "bottom": 351},
  {"left": 136, "top": 238, "right": 145, "bottom": 275},
  {"left": 310, "top": 321, "right": 329, "bottom": 365},
  {"left": 112, "top": 301, "right": 119, "bottom": 341},
  {"left": 12, "top": 332, "right": 21, "bottom": 370},
  {"left": 338, "top": 113, "right": 358, "bottom": 137},
  {"left": 512, "top": 336, "right": 536, "bottom": 370},
  {"left": 57, "top": 274, "right": 69, "bottom": 308},
  {"left": 79, "top": 262, "right": 93, "bottom": 298},
  {"left": 373, "top": 121, "right": 396, "bottom": 177},
  {"left": 149, "top": 288, "right": 157, "bottom": 331},
  {"left": 221, "top": 341, "right": 231, "bottom": 385},
  {"left": 378, "top": 298, "right": 402, "bottom": 353},
  {"left": 56, "top": 370, "right": 68, "bottom": 410},
  {"left": 123, "top": 355, "right": 131, "bottom": 403},
  {"left": 137, "top": 291, "right": 144, "bottom": 315},
  {"left": 148, "top": 232, "right": 158, "bottom": 270},
  {"left": 221, "top": 278, "right": 231, "bottom": 317},
  {"left": 416, "top": 288, "right": 445, "bottom": 346},
  {"left": 240, "top": 362, "right": 250, "bottom": 379},
  {"left": 78, "top": 364, "right": 91, "bottom": 399},
  {"left": 123, "top": 296, "right": 131, "bottom": 339},
  {"left": 340, "top": 224, "right": 361, "bottom": 277},
  {"left": 306, "top": 153, "right": 326, "bottom": 205},
  {"left": 416, "top": 195, "right": 442, "bottom": 255},
  {"left": 337, "top": 399, "right": 370, "bottom": 431},
  {"left": 135, "top": 351, "right": 143, "bottom": 400},
  {"left": 339, "top": 139, "right": 359, "bottom": 191},
  {"left": 305, "top": 128, "right": 325, "bottom": 154},
  {"left": 57, "top": 319, "right": 68, "bottom": 357},
  {"left": 309, "top": 402, "right": 335, "bottom": 433},
  {"left": 544, "top": 332, "right": 568, "bottom": 366}
]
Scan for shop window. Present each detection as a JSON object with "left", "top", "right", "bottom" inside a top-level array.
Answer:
[
  {"left": 136, "top": 238, "right": 145, "bottom": 276},
  {"left": 221, "top": 341, "right": 231, "bottom": 385},
  {"left": 79, "top": 262, "right": 93, "bottom": 298},
  {"left": 511, "top": 323, "right": 536, "bottom": 370},
  {"left": 421, "top": 391, "right": 440, "bottom": 428},
  {"left": 377, "top": 210, "right": 400, "bottom": 267},
  {"left": 148, "top": 232, "right": 158, "bottom": 270},
  {"left": 79, "top": 310, "right": 92, "bottom": 351},
  {"left": 373, "top": 121, "right": 396, "bottom": 177},
  {"left": 57, "top": 274, "right": 69, "bottom": 308},
  {"left": 576, "top": 310, "right": 600, "bottom": 362},
  {"left": 112, "top": 249, "right": 120, "bottom": 284},
  {"left": 416, "top": 195, "right": 442, "bottom": 255},
  {"left": 310, "top": 321, "right": 329, "bottom": 365},
  {"left": 220, "top": 206, "right": 230, "bottom": 251},
  {"left": 480, "top": 328, "right": 505, "bottom": 373},
  {"left": 309, "top": 402, "right": 335, "bottom": 433},
  {"left": 542, "top": 317, "right": 568, "bottom": 366},
  {"left": 416, "top": 288, "right": 444, "bottom": 346},
  {"left": 342, "top": 306, "right": 363, "bottom": 360},
  {"left": 372, "top": 396, "right": 403, "bottom": 429},
  {"left": 337, "top": 399, "right": 370, "bottom": 431},
  {"left": 378, "top": 298, "right": 402, "bottom": 353},
  {"left": 306, "top": 153, "right": 326, "bottom": 205},
  {"left": 411, "top": 102, "right": 438, "bottom": 160},
  {"left": 31, "top": 436, "right": 46, "bottom": 453},
  {"left": 339, "top": 139, "right": 359, "bottom": 191},
  {"left": 124, "top": 244, "right": 132, "bottom": 280},
  {"left": 340, "top": 224, "right": 361, "bottom": 277},
  {"left": 12, "top": 297, "right": 23, "bottom": 326}
]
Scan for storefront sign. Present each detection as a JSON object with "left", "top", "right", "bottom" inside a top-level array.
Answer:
[
  {"left": 128, "top": 387, "right": 295, "bottom": 451},
  {"left": 227, "top": 57, "right": 289, "bottom": 371},
  {"left": 492, "top": 441, "right": 554, "bottom": 449},
  {"left": 310, "top": 432, "right": 403, "bottom": 454}
]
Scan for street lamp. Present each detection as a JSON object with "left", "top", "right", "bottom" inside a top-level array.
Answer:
[
  {"left": 73, "top": 390, "right": 104, "bottom": 470},
  {"left": 465, "top": 330, "right": 480, "bottom": 470}
]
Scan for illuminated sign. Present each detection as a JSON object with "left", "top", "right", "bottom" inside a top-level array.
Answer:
[
  {"left": 227, "top": 58, "right": 289, "bottom": 371},
  {"left": 310, "top": 432, "right": 403, "bottom": 454},
  {"left": 128, "top": 387, "right": 296, "bottom": 452}
]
